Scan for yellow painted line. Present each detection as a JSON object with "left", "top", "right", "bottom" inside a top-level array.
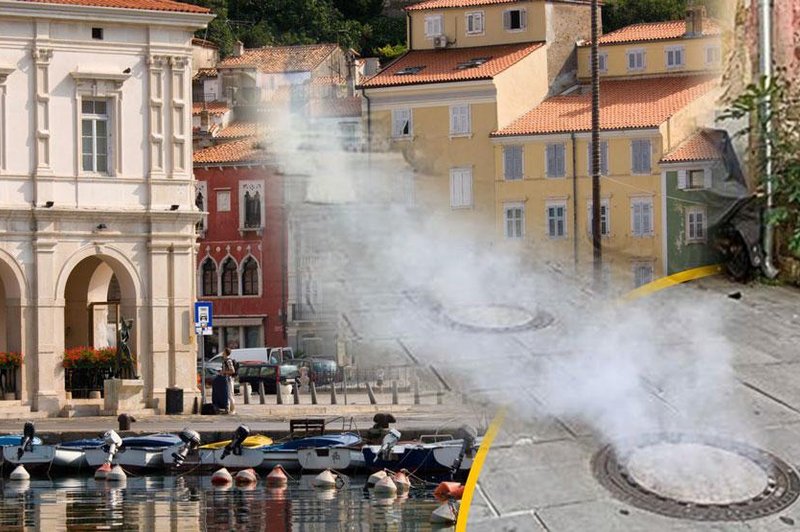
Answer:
[
  {"left": 456, "top": 264, "right": 722, "bottom": 529},
  {"left": 456, "top": 409, "right": 506, "bottom": 531},
  {"left": 622, "top": 264, "right": 722, "bottom": 302}
]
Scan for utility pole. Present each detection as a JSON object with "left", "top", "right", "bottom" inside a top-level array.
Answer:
[{"left": 590, "top": 0, "right": 602, "bottom": 288}]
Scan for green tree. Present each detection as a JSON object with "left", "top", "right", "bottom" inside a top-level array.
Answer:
[
  {"left": 185, "top": 0, "right": 237, "bottom": 57},
  {"left": 602, "top": 0, "right": 687, "bottom": 33},
  {"left": 332, "top": 0, "right": 384, "bottom": 22}
]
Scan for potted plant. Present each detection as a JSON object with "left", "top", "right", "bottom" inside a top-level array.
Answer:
[
  {"left": 0, "top": 352, "right": 22, "bottom": 400},
  {"left": 64, "top": 347, "right": 115, "bottom": 399}
]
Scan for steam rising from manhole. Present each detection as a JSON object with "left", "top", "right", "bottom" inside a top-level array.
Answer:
[
  {"left": 593, "top": 434, "right": 800, "bottom": 521},
  {"left": 444, "top": 304, "right": 554, "bottom": 333}
]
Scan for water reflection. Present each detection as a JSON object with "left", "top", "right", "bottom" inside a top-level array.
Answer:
[{"left": 0, "top": 474, "right": 444, "bottom": 530}]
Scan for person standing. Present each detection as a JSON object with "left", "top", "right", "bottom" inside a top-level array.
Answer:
[{"left": 221, "top": 348, "right": 236, "bottom": 414}]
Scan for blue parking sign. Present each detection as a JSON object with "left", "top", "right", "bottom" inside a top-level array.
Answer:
[{"left": 194, "top": 301, "right": 213, "bottom": 334}]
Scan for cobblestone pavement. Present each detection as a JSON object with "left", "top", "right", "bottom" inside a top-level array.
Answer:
[{"left": 467, "top": 277, "right": 800, "bottom": 531}]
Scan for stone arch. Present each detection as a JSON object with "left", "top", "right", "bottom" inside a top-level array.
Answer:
[
  {"left": 198, "top": 256, "right": 218, "bottom": 298},
  {"left": 55, "top": 245, "right": 143, "bottom": 305},
  {"left": 0, "top": 250, "right": 28, "bottom": 402},
  {"left": 219, "top": 254, "right": 239, "bottom": 296},
  {"left": 239, "top": 254, "right": 261, "bottom": 296}
]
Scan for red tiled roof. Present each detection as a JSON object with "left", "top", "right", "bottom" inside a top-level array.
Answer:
[
  {"left": 310, "top": 75, "right": 346, "bottom": 86},
  {"left": 360, "top": 42, "right": 544, "bottom": 88},
  {"left": 193, "top": 138, "right": 268, "bottom": 164},
  {"left": 493, "top": 75, "right": 718, "bottom": 136},
  {"left": 218, "top": 44, "right": 339, "bottom": 74},
  {"left": 310, "top": 97, "right": 362, "bottom": 118},
  {"left": 216, "top": 122, "right": 263, "bottom": 139},
  {"left": 661, "top": 129, "right": 725, "bottom": 162},
  {"left": 192, "top": 101, "right": 229, "bottom": 116},
  {"left": 192, "top": 37, "right": 217, "bottom": 48},
  {"left": 193, "top": 67, "right": 218, "bottom": 81},
  {"left": 405, "top": 0, "right": 522, "bottom": 10},
  {"left": 15, "top": 0, "right": 209, "bottom": 13},
  {"left": 578, "top": 19, "right": 721, "bottom": 47}
]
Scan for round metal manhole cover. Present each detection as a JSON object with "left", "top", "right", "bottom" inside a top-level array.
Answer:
[
  {"left": 593, "top": 433, "right": 800, "bottom": 521},
  {"left": 442, "top": 304, "right": 554, "bottom": 334}
]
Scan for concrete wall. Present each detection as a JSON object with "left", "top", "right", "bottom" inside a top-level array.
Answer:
[
  {"left": 546, "top": 1, "right": 592, "bottom": 94},
  {"left": 494, "top": 46, "right": 549, "bottom": 129}
]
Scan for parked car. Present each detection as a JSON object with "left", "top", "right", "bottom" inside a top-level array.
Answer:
[
  {"left": 197, "top": 365, "right": 239, "bottom": 394},
  {"left": 298, "top": 358, "right": 342, "bottom": 386},
  {"left": 236, "top": 362, "right": 300, "bottom": 394},
  {"left": 207, "top": 347, "right": 294, "bottom": 369}
]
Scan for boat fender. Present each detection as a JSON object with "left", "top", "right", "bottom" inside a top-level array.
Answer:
[
  {"left": 367, "top": 469, "right": 387, "bottom": 487},
  {"left": 312, "top": 469, "right": 337, "bottom": 489},
  {"left": 266, "top": 465, "right": 289, "bottom": 487},
  {"left": 95, "top": 462, "right": 112, "bottom": 480},
  {"left": 373, "top": 475, "right": 397, "bottom": 496},
  {"left": 430, "top": 500, "right": 459, "bottom": 525},
  {"left": 211, "top": 467, "right": 233, "bottom": 486},
  {"left": 9, "top": 465, "right": 29, "bottom": 481},
  {"left": 234, "top": 468, "right": 258, "bottom": 486},
  {"left": 434, "top": 481, "right": 464, "bottom": 501},
  {"left": 106, "top": 465, "right": 127, "bottom": 482},
  {"left": 392, "top": 469, "right": 411, "bottom": 493}
]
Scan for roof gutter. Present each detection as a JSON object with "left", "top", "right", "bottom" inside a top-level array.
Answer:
[{"left": 759, "top": 0, "right": 778, "bottom": 278}]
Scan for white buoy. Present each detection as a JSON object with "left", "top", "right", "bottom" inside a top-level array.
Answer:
[
  {"left": 266, "top": 465, "right": 288, "bottom": 487},
  {"left": 95, "top": 462, "right": 111, "bottom": 480},
  {"left": 235, "top": 468, "right": 258, "bottom": 486},
  {"left": 367, "top": 469, "right": 387, "bottom": 487},
  {"left": 431, "top": 500, "right": 459, "bottom": 525},
  {"left": 392, "top": 469, "right": 411, "bottom": 493},
  {"left": 9, "top": 465, "right": 29, "bottom": 481},
  {"left": 374, "top": 475, "right": 397, "bottom": 496},
  {"left": 106, "top": 465, "right": 127, "bottom": 482},
  {"left": 312, "top": 469, "right": 337, "bottom": 489},
  {"left": 211, "top": 467, "right": 233, "bottom": 486}
]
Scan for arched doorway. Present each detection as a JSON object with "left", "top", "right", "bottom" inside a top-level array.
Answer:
[
  {"left": 62, "top": 255, "right": 138, "bottom": 397},
  {"left": 0, "top": 257, "right": 24, "bottom": 400}
]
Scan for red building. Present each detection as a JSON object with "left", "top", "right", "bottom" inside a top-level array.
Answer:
[{"left": 193, "top": 137, "right": 287, "bottom": 356}]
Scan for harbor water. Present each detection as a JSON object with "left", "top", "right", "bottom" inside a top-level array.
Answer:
[{"left": 0, "top": 474, "right": 448, "bottom": 530}]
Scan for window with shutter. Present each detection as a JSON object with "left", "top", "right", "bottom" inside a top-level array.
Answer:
[
  {"left": 587, "top": 141, "right": 609, "bottom": 175},
  {"left": 392, "top": 109, "right": 412, "bottom": 138},
  {"left": 504, "top": 146, "right": 523, "bottom": 180},
  {"left": 631, "top": 197, "right": 653, "bottom": 236},
  {"left": 627, "top": 49, "right": 645, "bottom": 71},
  {"left": 632, "top": 139, "right": 651, "bottom": 174},
  {"left": 425, "top": 15, "right": 443, "bottom": 37},
  {"left": 466, "top": 11, "right": 484, "bottom": 34},
  {"left": 504, "top": 9, "right": 525, "bottom": 31},
  {"left": 504, "top": 203, "right": 524, "bottom": 239},
  {"left": 686, "top": 207, "right": 706, "bottom": 242},
  {"left": 598, "top": 52, "right": 608, "bottom": 72},
  {"left": 546, "top": 203, "right": 567, "bottom": 238},
  {"left": 450, "top": 105, "right": 470, "bottom": 135},
  {"left": 666, "top": 46, "right": 685, "bottom": 68},
  {"left": 450, "top": 168, "right": 473, "bottom": 208},
  {"left": 587, "top": 200, "right": 610, "bottom": 236},
  {"left": 546, "top": 143, "right": 565, "bottom": 178}
]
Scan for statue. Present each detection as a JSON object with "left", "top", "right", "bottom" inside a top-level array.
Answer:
[{"left": 116, "top": 319, "right": 138, "bottom": 379}]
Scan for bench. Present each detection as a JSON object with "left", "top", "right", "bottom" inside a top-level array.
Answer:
[{"left": 290, "top": 418, "right": 326, "bottom": 436}]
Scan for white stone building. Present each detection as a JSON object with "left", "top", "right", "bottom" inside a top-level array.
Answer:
[{"left": 0, "top": 0, "right": 213, "bottom": 415}]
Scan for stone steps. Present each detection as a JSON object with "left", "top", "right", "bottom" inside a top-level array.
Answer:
[{"left": 0, "top": 401, "right": 48, "bottom": 420}]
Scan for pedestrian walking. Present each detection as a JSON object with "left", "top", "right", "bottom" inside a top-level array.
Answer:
[{"left": 221, "top": 348, "right": 236, "bottom": 414}]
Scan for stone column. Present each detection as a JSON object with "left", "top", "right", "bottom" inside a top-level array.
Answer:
[
  {"left": 32, "top": 237, "right": 62, "bottom": 414},
  {"left": 170, "top": 242, "right": 197, "bottom": 412},
  {"left": 146, "top": 241, "right": 172, "bottom": 411},
  {"left": 147, "top": 55, "right": 168, "bottom": 179},
  {"left": 169, "top": 56, "right": 188, "bottom": 178},
  {"left": 32, "top": 46, "right": 53, "bottom": 177}
]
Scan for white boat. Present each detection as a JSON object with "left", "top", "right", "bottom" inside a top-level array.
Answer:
[
  {"left": 2, "top": 444, "right": 87, "bottom": 471},
  {"left": 83, "top": 433, "right": 182, "bottom": 472},
  {"left": 297, "top": 446, "right": 366, "bottom": 472},
  {"left": 163, "top": 426, "right": 271, "bottom": 471},
  {"left": 260, "top": 433, "right": 362, "bottom": 472}
]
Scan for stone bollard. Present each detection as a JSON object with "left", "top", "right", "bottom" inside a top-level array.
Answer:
[
  {"left": 437, "top": 390, "right": 443, "bottom": 405},
  {"left": 242, "top": 383, "right": 250, "bottom": 405},
  {"left": 413, "top": 380, "right": 420, "bottom": 405},
  {"left": 330, "top": 384, "right": 338, "bottom": 405},
  {"left": 310, "top": 382, "right": 318, "bottom": 405},
  {"left": 366, "top": 383, "right": 377, "bottom": 405},
  {"left": 293, "top": 383, "right": 300, "bottom": 405},
  {"left": 277, "top": 384, "right": 284, "bottom": 405},
  {"left": 259, "top": 382, "right": 266, "bottom": 405},
  {"left": 392, "top": 381, "right": 399, "bottom": 405}
]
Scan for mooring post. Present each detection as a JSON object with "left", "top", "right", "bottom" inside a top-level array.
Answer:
[
  {"left": 330, "top": 384, "right": 338, "bottom": 405},
  {"left": 366, "top": 383, "right": 377, "bottom": 405},
  {"left": 392, "top": 381, "right": 399, "bottom": 405},
  {"left": 413, "top": 380, "right": 420, "bottom": 405},
  {"left": 436, "top": 389, "right": 443, "bottom": 405},
  {"left": 259, "top": 381, "right": 266, "bottom": 405},
  {"left": 242, "top": 383, "right": 250, "bottom": 405},
  {"left": 277, "top": 384, "right": 284, "bottom": 405},
  {"left": 293, "top": 383, "right": 300, "bottom": 405},
  {"left": 310, "top": 382, "right": 318, "bottom": 404}
]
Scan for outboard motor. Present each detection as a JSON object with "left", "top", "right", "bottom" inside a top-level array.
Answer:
[
  {"left": 220, "top": 425, "right": 250, "bottom": 460},
  {"left": 172, "top": 428, "right": 201, "bottom": 467},
  {"left": 378, "top": 428, "right": 401, "bottom": 461},
  {"left": 102, "top": 429, "right": 124, "bottom": 464},
  {"left": 17, "top": 422, "right": 36, "bottom": 460},
  {"left": 450, "top": 425, "right": 478, "bottom": 475}
]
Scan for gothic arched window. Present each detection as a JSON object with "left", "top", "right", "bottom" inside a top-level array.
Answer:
[
  {"left": 242, "top": 257, "right": 259, "bottom": 296},
  {"left": 244, "top": 191, "right": 261, "bottom": 229},
  {"left": 201, "top": 259, "right": 217, "bottom": 296},
  {"left": 221, "top": 258, "right": 239, "bottom": 296}
]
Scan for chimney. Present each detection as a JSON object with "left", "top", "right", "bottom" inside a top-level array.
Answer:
[
  {"left": 200, "top": 108, "right": 210, "bottom": 134},
  {"left": 685, "top": 5, "right": 706, "bottom": 37},
  {"left": 234, "top": 40, "right": 244, "bottom": 57}
]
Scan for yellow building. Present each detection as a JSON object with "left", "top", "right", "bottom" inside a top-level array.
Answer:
[{"left": 359, "top": 0, "right": 594, "bottom": 239}]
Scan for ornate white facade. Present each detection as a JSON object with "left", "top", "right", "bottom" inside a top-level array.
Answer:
[{"left": 0, "top": 1, "right": 212, "bottom": 414}]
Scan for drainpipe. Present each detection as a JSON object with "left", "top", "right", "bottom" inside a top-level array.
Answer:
[
  {"left": 759, "top": 0, "right": 779, "bottom": 278},
  {"left": 363, "top": 91, "right": 372, "bottom": 154},
  {"left": 571, "top": 132, "right": 578, "bottom": 270}
]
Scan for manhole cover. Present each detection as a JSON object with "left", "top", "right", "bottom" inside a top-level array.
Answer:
[
  {"left": 593, "top": 433, "right": 800, "bottom": 521},
  {"left": 443, "top": 304, "right": 554, "bottom": 333}
]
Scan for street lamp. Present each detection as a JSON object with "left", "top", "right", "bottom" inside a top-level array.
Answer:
[{"left": 590, "top": 0, "right": 602, "bottom": 288}]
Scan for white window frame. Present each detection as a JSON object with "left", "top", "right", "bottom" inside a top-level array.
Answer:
[
  {"left": 686, "top": 206, "right": 707, "bottom": 243},
  {"left": 631, "top": 197, "right": 654, "bottom": 237},
  {"left": 632, "top": 261, "right": 654, "bottom": 288},
  {"left": 665, "top": 45, "right": 685, "bottom": 69},
  {"left": 626, "top": 48, "right": 646, "bottom": 72},
  {"left": 631, "top": 139, "right": 652, "bottom": 175},
  {"left": 504, "top": 202, "right": 525, "bottom": 239},
  {"left": 465, "top": 11, "right": 485, "bottom": 35},
  {"left": 503, "top": 8, "right": 527, "bottom": 32},
  {"left": 80, "top": 98, "right": 111, "bottom": 175},
  {"left": 216, "top": 189, "right": 231, "bottom": 212},
  {"left": 705, "top": 44, "right": 722, "bottom": 66},
  {"left": 587, "top": 140, "right": 609, "bottom": 176},
  {"left": 545, "top": 143, "right": 566, "bottom": 178},
  {"left": 391, "top": 108, "right": 413, "bottom": 138},
  {"left": 425, "top": 14, "right": 444, "bottom": 38},
  {"left": 450, "top": 167, "right": 473, "bottom": 209},
  {"left": 598, "top": 52, "right": 608, "bottom": 73},
  {"left": 449, "top": 104, "right": 471, "bottom": 136},
  {"left": 239, "top": 180, "right": 265, "bottom": 233},
  {"left": 677, "top": 166, "right": 713, "bottom": 190},
  {"left": 546, "top": 201, "right": 567, "bottom": 239},
  {"left": 503, "top": 145, "right": 524, "bottom": 181},
  {"left": 587, "top": 199, "right": 611, "bottom": 237}
]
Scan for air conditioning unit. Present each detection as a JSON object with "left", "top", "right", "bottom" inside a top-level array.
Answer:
[{"left": 433, "top": 35, "right": 448, "bottom": 49}]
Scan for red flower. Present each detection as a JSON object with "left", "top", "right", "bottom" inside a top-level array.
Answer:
[{"left": 0, "top": 352, "right": 22, "bottom": 369}]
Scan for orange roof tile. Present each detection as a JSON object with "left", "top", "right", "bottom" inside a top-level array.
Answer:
[
  {"left": 216, "top": 122, "right": 263, "bottom": 139},
  {"left": 310, "top": 97, "right": 362, "bottom": 118},
  {"left": 193, "top": 138, "right": 268, "bottom": 164},
  {"left": 405, "top": 0, "right": 522, "bottom": 10},
  {"left": 493, "top": 75, "right": 718, "bottom": 136},
  {"left": 16, "top": 0, "right": 209, "bottom": 13},
  {"left": 661, "top": 129, "right": 725, "bottom": 163},
  {"left": 193, "top": 67, "right": 218, "bottom": 81},
  {"left": 310, "top": 75, "right": 346, "bottom": 86},
  {"left": 360, "top": 42, "right": 544, "bottom": 88},
  {"left": 218, "top": 44, "right": 339, "bottom": 74},
  {"left": 192, "top": 101, "right": 229, "bottom": 116},
  {"left": 579, "top": 19, "right": 721, "bottom": 47}
]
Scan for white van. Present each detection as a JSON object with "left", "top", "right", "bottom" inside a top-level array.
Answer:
[{"left": 208, "top": 347, "right": 294, "bottom": 368}]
